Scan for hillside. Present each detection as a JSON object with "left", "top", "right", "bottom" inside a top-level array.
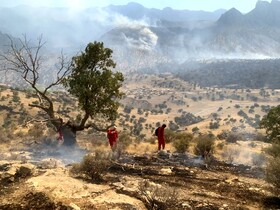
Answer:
[
  {"left": 0, "top": 2, "right": 280, "bottom": 208},
  {"left": 0, "top": 73, "right": 280, "bottom": 209},
  {"left": 0, "top": 73, "right": 279, "bottom": 138},
  {"left": 0, "top": 73, "right": 278, "bottom": 159},
  {"left": 176, "top": 59, "right": 280, "bottom": 89}
]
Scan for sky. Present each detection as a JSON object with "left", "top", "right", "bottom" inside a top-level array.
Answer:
[{"left": 0, "top": 0, "right": 270, "bottom": 13}]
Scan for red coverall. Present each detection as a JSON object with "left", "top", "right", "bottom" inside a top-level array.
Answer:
[
  {"left": 107, "top": 129, "right": 118, "bottom": 148},
  {"left": 57, "top": 118, "right": 64, "bottom": 142},
  {"left": 157, "top": 127, "right": 165, "bottom": 150}
]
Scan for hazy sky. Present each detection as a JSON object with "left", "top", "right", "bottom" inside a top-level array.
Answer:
[{"left": 0, "top": 0, "right": 269, "bottom": 13}]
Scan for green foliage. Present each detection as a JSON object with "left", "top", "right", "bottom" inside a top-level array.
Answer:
[
  {"left": 194, "top": 134, "right": 215, "bottom": 157},
  {"left": 260, "top": 105, "right": 280, "bottom": 143},
  {"left": 262, "top": 105, "right": 280, "bottom": 188},
  {"left": 262, "top": 114, "right": 280, "bottom": 188},
  {"left": 164, "top": 129, "right": 176, "bottom": 143},
  {"left": 216, "top": 142, "right": 224, "bottom": 150},
  {"left": 264, "top": 143, "right": 280, "bottom": 158},
  {"left": 174, "top": 112, "right": 203, "bottom": 127},
  {"left": 209, "top": 121, "right": 220, "bottom": 129},
  {"left": 70, "top": 151, "right": 112, "bottom": 182},
  {"left": 266, "top": 156, "right": 280, "bottom": 188},
  {"left": 192, "top": 126, "right": 200, "bottom": 134},
  {"left": 172, "top": 132, "right": 193, "bottom": 153},
  {"left": 64, "top": 41, "right": 124, "bottom": 121},
  {"left": 12, "top": 91, "right": 20, "bottom": 103}
]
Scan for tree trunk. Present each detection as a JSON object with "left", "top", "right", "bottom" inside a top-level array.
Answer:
[{"left": 60, "top": 125, "right": 77, "bottom": 147}]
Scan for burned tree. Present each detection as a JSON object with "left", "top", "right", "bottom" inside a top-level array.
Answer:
[{"left": 0, "top": 36, "right": 124, "bottom": 146}]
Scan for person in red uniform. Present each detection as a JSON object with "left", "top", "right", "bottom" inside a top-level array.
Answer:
[
  {"left": 107, "top": 126, "right": 118, "bottom": 151},
  {"left": 157, "top": 124, "right": 166, "bottom": 151},
  {"left": 57, "top": 118, "right": 64, "bottom": 142}
]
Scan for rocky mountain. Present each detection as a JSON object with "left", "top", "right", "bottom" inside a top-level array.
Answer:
[
  {"left": 1, "top": 1, "right": 278, "bottom": 64},
  {"left": 101, "top": 0, "right": 280, "bottom": 66},
  {"left": 105, "top": 2, "right": 225, "bottom": 23},
  {"left": 0, "top": 1, "right": 280, "bottom": 88},
  {"left": 0, "top": 2, "right": 224, "bottom": 52}
]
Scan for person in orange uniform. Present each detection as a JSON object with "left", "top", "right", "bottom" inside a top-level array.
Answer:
[
  {"left": 157, "top": 124, "right": 166, "bottom": 151},
  {"left": 107, "top": 126, "right": 118, "bottom": 151}
]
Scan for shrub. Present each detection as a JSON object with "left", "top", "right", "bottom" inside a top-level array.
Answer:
[
  {"left": 216, "top": 142, "right": 225, "bottom": 150},
  {"left": 209, "top": 121, "right": 220, "bottom": 129},
  {"left": 264, "top": 143, "right": 280, "bottom": 158},
  {"left": 172, "top": 133, "right": 193, "bottom": 153},
  {"left": 192, "top": 126, "right": 200, "bottom": 134},
  {"left": 118, "top": 131, "right": 132, "bottom": 150},
  {"left": 217, "top": 130, "right": 230, "bottom": 140},
  {"left": 194, "top": 134, "right": 215, "bottom": 158},
  {"left": 70, "top": 151, "right": 112, "bottom": 182},
  {"left": 164, "top": 129, "right": 176, "bottom": 143},
  {"left": 145, "top": 137, "right": 156, "bottom": 144},
  {"left": 28, "top": 123, "right": 45, "bottom": 139},
  {"left": 266, "top": 156, "right": 280, "bottom": 188},
  {"left": 225, "top": 132, "right": 240, "bottom": 143},
  {"left": 0, "top": 128, "right": 11, "bottom": 143},
  {"left": 255, "top": 132, "right": 267, "bottom": 142}
]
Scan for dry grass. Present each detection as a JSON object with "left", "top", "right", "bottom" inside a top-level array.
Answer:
[{"left": 0, "top": 75, "right": 277, "bottom": 164}]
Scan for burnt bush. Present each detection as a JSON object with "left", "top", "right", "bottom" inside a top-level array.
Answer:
[{"left": 138, "top": 180, "right": 179, "bottom": 210}]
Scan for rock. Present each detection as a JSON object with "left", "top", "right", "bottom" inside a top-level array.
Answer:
[
  {"left": 0, "top": 163, "right": 11, "bottom": 171},
  {"left": 38, "top": 158, "right": 63, "bottom": 169},
  {"left": 182, "top": 202, "right": 192, "bottom": 209},
  {"left": 157, "top": 150, "right": 170, "bottom": 159},
  {"left": 249, "top": 187, "right": 261, "bottom": 191},
  {"left": 69, "top": 203, "right": 80, "bottom": 210},
  {"left": 160, "top": 167, "right": 172, "bottom": 175},
  {"left": 1, "top": 172, "right": 13, "bottom": 179},
  {"left": 15, "top": 166, "right": 32, "bottom": 178}
]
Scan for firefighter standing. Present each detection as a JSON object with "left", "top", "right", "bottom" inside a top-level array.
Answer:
[
  {"left": 157, "top": 124, "right": 166, "bottom": 151},
  {"left": 107, "top": 126, "right": 118, "bottom": 151}
]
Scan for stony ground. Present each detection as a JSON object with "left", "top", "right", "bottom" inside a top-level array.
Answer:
[{"left": 0, "top": 146, "right": 280, "bottom": 210}]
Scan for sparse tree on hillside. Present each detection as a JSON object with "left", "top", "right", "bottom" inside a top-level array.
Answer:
[
  {"left": 260, "top": 105, "right": 280, "bottom": 143},
  {"left": 0, "top": 36, "right": 124, "bottom": 146},
  {"left": 260, "top": 105, "right": 280, "bottom": 189}
]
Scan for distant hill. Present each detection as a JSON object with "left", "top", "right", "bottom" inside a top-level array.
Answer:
[
  {"left": 105, "top": 2, "right": 225, "bottom": 22},
  {"left": 0, "top": 31, "right": 19, "bottom": 51},
  {"left": 176, "top": 59, "right": 280, "bottom": 89}
]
